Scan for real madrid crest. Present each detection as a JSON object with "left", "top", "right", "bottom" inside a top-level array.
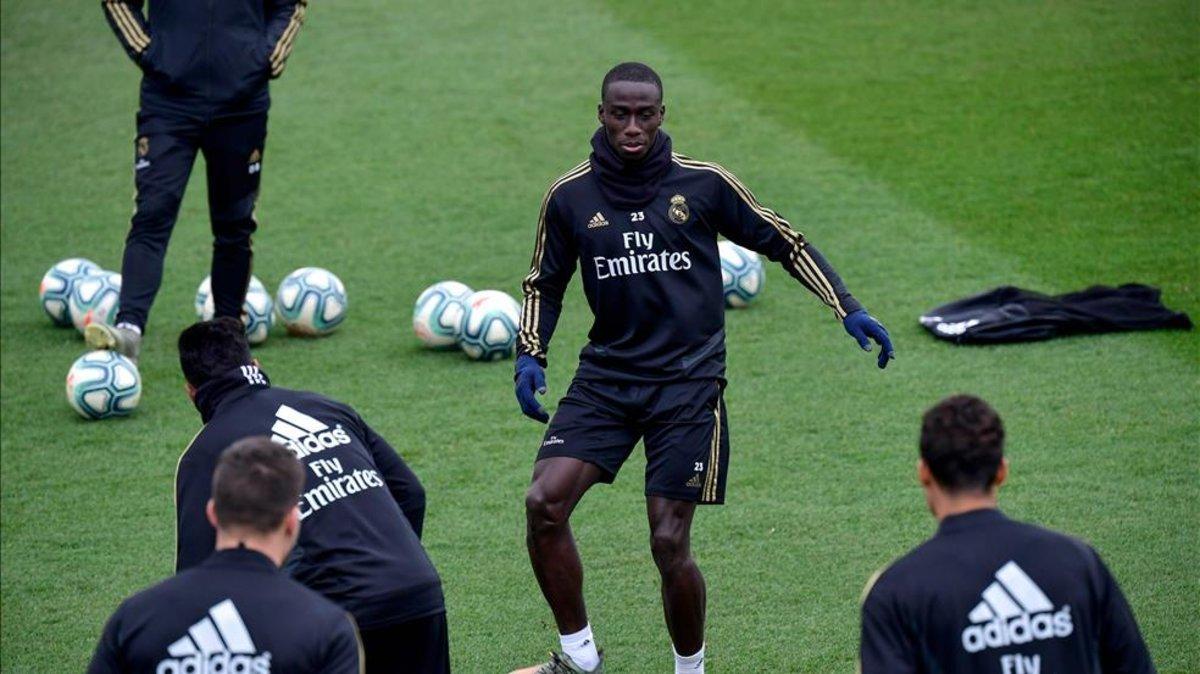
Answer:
[
  {"left": 668, "top": 194, "right": 690, "bottom": 224},
  {"left": 136, "top": 136, "right": 150, "bottom": 157}
]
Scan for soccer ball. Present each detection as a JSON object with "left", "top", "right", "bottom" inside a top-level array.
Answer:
[
  {"left": 413, "top": 280, "right": 474, "bottom": 348},
  {"left": 40, "top": 258, "right": 102, "bottom": 326},
  {"left": 718, "top": 240, "right": 765, "bottom": 308},
  {"left": 193, "top": 274, "right": 268, "bottom": 318},
  {"left": 240, "top": 284, "right": 276, "bottom": 344},
  {"left": 68, "top": 271, "right": 122, "bottom": 334},
  {"left": 65, "top": 350, "right": 142, "bottom": 420},
  {"left": 194, "top": 275, "right": 275, "bottom": 345},
  {"left": 458, "top": 290, "right": 521, "bottom": 361},
  {"left": 276, "top": 267, "right": 347, "bottom": 336}
]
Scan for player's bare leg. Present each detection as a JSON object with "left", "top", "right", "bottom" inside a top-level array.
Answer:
[
  {"left": 647, "top": 496, "right": 705, "bottom": 660},
  {"left": 525, "top": 456, "right": 605, "bottom": 632},
  {"left": 518, "top": 457, "right": 607, "bottom": 673}
]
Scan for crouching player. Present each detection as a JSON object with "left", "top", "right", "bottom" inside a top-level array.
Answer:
[
  {"left": 88, "top": 437, "right": 361, "bottom": 673},
  {"left": 859, "top": 395, "right": 1155, "bottom": 673},
  {"left": 175, "top": 318, "right": 448, "bottom": 673}
]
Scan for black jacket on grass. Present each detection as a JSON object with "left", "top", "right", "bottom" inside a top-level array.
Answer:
[
  {"left": 920, "top": 284, "right": 1192, "bottom": 344},
  {"left": 176, "top": 366, "right": 445, "bottom": 630},
  {"left": 102, "top": 0, "right": 307, "bottom": 117},
  {"left": 88, "top": 548, "right": 360, "bottom": 674},
  {"left": 518, "top": 130, "right": 861, "bottom": 383},
  {"left": 860, "top": 509, "right": 1155, "bottom": 674}
]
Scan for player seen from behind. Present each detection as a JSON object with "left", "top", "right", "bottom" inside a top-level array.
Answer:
[
  {"left": 859, "top": 394, "right": 1155, "bottom": 673},
  {"left": 174, "top": 318, "right": 448, "bottom": 674},
  {"left": 88, "top": 437, "right": 362, "bottom": 673},
  {"left": 89, "top": 0, "right": 309, "bottom": 361},
  {"left": 511, "top": 62, "right": 894, "bottom": 674}
]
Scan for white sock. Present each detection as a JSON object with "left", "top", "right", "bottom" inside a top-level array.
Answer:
[
  {"left": 115, "top": 322, "right": 142, "bottom": 335},
  {"left": 674, "top": 643, "right": 705, "bottom": 674},
  {"left": 559, "top": 624, "right": 600, "bottom": 671}
]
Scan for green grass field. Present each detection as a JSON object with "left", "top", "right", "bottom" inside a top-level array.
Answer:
[{"left": 2, "top": 1, "right": 1197, "bottom": 671}]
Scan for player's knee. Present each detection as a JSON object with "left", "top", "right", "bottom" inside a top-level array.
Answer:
[
  {"left": 524, "top": 484, "right": 569, "bottom": 531},
  {"left": 212, "top": 226, "right": 254, "bottom": 250},
  {"left": 211, "top": 200, "right": 259, "bottom": 241},
  {"left": 649, "top": 527, "right": 690, "bottom": 571},
  {"left": 128, "top": 200, "right": 179, "bottom": 245}
]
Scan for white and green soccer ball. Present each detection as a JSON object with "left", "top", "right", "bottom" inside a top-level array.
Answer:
[
  {"left": 458, "top": 290, "right": 521, "bottom": 361},
  {"left": 40, "top": 258, "right": 102, "bottom": 326},
  {"left": 66, "top": 350, "right": 141, "bottom": 420},
  {"left": 194, "top": 275, "right": 275, "bottom": 344},
  {"left": 718, "top": 240, "right": 765, "bottom": 308},
  {"left": 413, "top": 280, "right": 474, "bottom": 348},
  {"left": 68, "top": 271, "right": 122, "bottom": 334},
  {"left": 276, "top": 267, "right": 347, "bottom": 336}
]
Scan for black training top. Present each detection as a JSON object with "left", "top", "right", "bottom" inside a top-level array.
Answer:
[
  {"left": 517, "top": 129, "right": 861, "bottom": 383},
  {"left": 88, "top": 547, "right": 360, "bottom": 674},
  {"left": 176, "top": 366, "right": 444, "bottom": 630},
  {"left": 102, "top": 0, "right": 307, "bottom": 118},
  {"left": 860, "top": 508, "right": 1155, "bottom": 674}
]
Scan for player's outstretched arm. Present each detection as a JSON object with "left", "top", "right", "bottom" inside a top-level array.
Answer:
[
  {"left": 515, "top": 179, "right": 580, "bottom": 422},
  {"left": 101, "top": 0, "right": 150, "bottom": 66},
  {"left": 265, "top": 0, "right": 308, "bottom": 79},
  {"left": 699, "top": 160, "right": 894, "bottom": 368}
]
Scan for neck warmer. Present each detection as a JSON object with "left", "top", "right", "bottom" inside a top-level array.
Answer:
[
  {"left": 588, "top": 127, "right": 673, "bottom": 210},
  {"left": 193, "top": 365, "right": 271, "bottom": 423}
]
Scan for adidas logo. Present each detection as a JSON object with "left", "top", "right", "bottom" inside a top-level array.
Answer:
[
  {"left": 240, "top": 365, "right": 267, "bottom": 386},
  {"left": 269, "top": 404, "right": 352, "bottom": 459},
  {"left": 156, "top": 599, "right": 272, "bottom": 673},
  {"left": 586, "top": 212, "right": 610, "bottom": 229},
  {"left": 961, "top": 561, "right": 1074, "bottom": 654},
  {"left": 542, "top": 435, "right": 565, "bottom": 447},
  {"left": 685, "top": 474, "right": 703, "bottom": 488}
]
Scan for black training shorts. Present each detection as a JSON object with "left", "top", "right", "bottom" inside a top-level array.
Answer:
[{"left": 537, "top": 378, "right": 730, "bottom": 504}]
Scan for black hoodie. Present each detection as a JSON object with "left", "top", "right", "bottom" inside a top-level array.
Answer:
[
  {"left": 102, "top": 0, "right": 307, "bottom": 118},
  {"left": 517, "top": 129, "right": 861, "bottom": 382},
  {"left": 176, "top": 365, "right": 444, "bottom": 629}
]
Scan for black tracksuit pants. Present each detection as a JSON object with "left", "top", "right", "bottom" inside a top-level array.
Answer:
[{"left": 117, "top": 109, "right": 267, "bottom": 331}]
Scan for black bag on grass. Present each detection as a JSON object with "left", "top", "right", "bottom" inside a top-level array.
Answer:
[{"left": 919, "top": 284, "right": 1192, "bottom": 344}]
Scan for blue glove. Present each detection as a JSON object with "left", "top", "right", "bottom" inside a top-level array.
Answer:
[
  {"left": 843, "top": 309, "right": 895, "bottom": 369},
  {"left": 514, "top": 354, "right": 550, "bottom": 423}
]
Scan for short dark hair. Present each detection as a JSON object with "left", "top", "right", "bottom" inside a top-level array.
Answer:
[
  {"left": 919, "top": 395, "right": 1005, "bottom": 492},
  {"left": 212, "top": 437, "right": 305, "bottom": 534},
  {"left": 178, "top": 317, "right": 252, "bottom": 387},
  {"left": 601, "top": 61, "right": 663, "bottom": 101}
]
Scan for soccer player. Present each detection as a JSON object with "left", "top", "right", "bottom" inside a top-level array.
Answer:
[
  {"left": 175, "top": 318, "right": 448, "bottom": 674},
  {"left": 88, "top": 1, "right": 308, "bottom": 361},
  {"left": 88, "top": 437, "right": 361, "bottom": 673},
  {"left": 859, "top": 394, "right": 1156, "bottom": 673},
  {"left": 511, "top": 62, "right": 894, "bottom": 674}
]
